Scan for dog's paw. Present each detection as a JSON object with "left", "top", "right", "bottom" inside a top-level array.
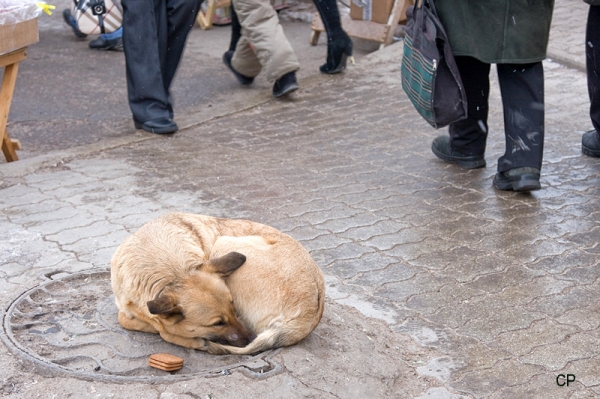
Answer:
[{"left": 189, "top": 337, "right": 210, "bottom": 350}]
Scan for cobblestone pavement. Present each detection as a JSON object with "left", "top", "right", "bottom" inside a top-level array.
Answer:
[
  {"left": 548, "top": 0, "right": 587, "bottom": 72},
  {"left": 1, "top": 1, "right": 599, "bottom": 398}
]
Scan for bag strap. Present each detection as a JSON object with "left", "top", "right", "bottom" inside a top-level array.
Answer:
[
  {"left": 423, "top": 0, "right": 439, "bottom": 17},
  {"left": 414, "top": 0, "right": 441, "bottom": 23},
  {"left": 90, "top": 0, "right": 107, "bottom": 34}
]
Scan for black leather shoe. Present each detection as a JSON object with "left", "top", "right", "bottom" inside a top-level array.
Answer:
[
  {"left": 134, "top": 118, "right": 178, "bottom": 134},
  {"left": 89, "top": 36, "right": 123, "bottom": 51},
  {"left": 431, "top": 135, "right": 486, "bottom": 169},
  {"left": 582, "top": 130, "right": 600, "bottom": 157},
  {"left": 273, "top": 71, "right": 299, "bottom": 98},
  {"left": 223, "top": 51, "right": 254, "bottom": 85},
  {"left": 493, "top": 167, "right": 541, "bottom": 192}
]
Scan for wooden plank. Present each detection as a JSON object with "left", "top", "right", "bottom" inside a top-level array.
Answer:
[
  {"left": 311, "top": 0, "right": 414, "bottom": 47},
  {"left": 340, "top": 16, "right": 389, "bottom": 43},
  {"left": 312, "top": 14, "right": 389, "bottom": 44},
  {"left": 311, "top": 12, "right": 324, "bottom": 33},
  {"left": 383, "top": 0, "right": 407, "bottom": 46},
  {"left": 0, "top": 48, "right": 26, "bottom": 68}
]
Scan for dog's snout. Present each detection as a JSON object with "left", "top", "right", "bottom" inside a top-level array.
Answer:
[
  {"left": 229, "top": 332, "right": 255, "bottom": 344},
  {"left": 231, "top": 331, "right": 252, "bottom": 347}
]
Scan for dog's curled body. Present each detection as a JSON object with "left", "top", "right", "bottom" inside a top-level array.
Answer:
[{"left": 111, "top": 212, "right": 325, "bottom": 354}]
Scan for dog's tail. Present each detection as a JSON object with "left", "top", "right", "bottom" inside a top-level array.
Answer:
[{"left": 205, "top": 329, "right": 284, "bottom": 355}]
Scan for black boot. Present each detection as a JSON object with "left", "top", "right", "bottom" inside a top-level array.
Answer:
[
  {"left": 321, "top": 32, "right": 353, "bottom": 74},
  {"left": 313, "top": 0, "right": 354, "bottom": 74},
  {"left": 273, "top": 71, "right": 299, "bottom": 98}
]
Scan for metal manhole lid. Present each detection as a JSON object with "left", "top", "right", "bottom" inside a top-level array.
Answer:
[{"left": 1, "top": 269, "right": 282, "bottom": 383}]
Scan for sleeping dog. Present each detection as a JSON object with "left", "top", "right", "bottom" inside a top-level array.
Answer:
[{"left": 110, "top": 212, "right": 325, "bottom": 354}]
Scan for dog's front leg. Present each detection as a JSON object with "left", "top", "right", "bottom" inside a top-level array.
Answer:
[
  {"left": 158, "top": 331, "right": 209, "bottom": 350},
  {"left": 118, "top": 311, "right": 159, "bottom": 333}
]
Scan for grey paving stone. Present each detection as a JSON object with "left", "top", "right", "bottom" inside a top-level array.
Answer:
[{"left": 520, "top": 332, "right": 600, "bottom": 371}]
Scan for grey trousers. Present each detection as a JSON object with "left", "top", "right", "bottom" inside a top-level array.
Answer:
[{"left": 231, "top": 0, "right": 299, "bottom": 82}]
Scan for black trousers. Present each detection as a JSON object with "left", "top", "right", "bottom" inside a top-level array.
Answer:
[
  {"left": 587, "top": 6, "right": 600, "bottom": 135},
  {"left": 121, "top": 0, "right": 202, "bottom": 123},
  {"left": 449, "top": 57, "right": 545, "bottom": 172}
]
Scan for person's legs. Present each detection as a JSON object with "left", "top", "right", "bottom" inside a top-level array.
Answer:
[
  {"left": 449, "top": 57, "right": 491, "bottom": 155},
  {"left": 431, "top": 56, "right": 489, "bottom": 169},
  {"left": 313, "top": 0, "right": 353, "bottom": 74},
  {"left": 122, "top": 0, "right": 199, "bottom": 131},
  {"left": 493, "top": 61, "right": 544, "bottom": 191},
  {"left": 162, "top": 0, "right": 203, "bottom": 91},
  {"left": 223, "top": 2, "right": 259, "bottom": 85},
  {"left": 229, "top": 4, "right": 242, "bottom": 52},
  {"left": 230, "top": 36, "right": 262, "bottom": 78},
  {"left": 582, "top": 5, "right": 600, "bottom": 157},
  {"left": 62, "top": 8, "right": 87, "bottom": 38},
  {"left": 122, "top": 0, "right": 172, "bottom": 125},
  {"left": 232, "top": 0, "right": 299, "bottom": 82},
  {"left": 496, "top": 62, "right": 544, "bottom": 172},
  {"left": 89, "top": 27, "right": 123, "bottom": 50},
  {"left": 587, "top": 6, "right": 600, "bottom": 134}
]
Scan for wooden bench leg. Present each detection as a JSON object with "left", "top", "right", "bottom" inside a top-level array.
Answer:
[
  {"left": 197, "top": 0, "right": 217, "bottom": 30},
  {"left": 310, "top": 12, "right": 324, "bottom": 45},
  {"left": 0, "top": 61, "right": 20, "bottom": 162},
  {"left": 310, "top": 30, "right": 321, "bottom": 46}
]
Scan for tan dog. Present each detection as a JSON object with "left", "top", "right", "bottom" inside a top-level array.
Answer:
[{"left": 110, "top": 212, "right": 325, "bottom": 354}]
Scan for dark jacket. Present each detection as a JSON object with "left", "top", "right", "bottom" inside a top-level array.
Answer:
[
  {"left": 434, "top": 0, "right": 555, "bottom": 64},
  {"left": 584, "top": 0, "right": 600, "bottom": 5}
]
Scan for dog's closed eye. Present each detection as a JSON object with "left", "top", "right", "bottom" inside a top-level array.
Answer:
[{"left": 211, "top": 320, "right": 226, "bottom": 327}]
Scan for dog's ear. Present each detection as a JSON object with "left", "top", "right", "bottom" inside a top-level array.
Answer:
[
  {"left": 147, "top": 294, "right": 184, "bottom": 321},
  {"left": 202, "top": 252, "right": 246, "bottom": 277}
]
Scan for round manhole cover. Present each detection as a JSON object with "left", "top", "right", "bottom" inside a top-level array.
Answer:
[{"left": 1, "top": 269, "right": 281, "bottom": 382}]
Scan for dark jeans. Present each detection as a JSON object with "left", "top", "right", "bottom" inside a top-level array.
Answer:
[
  {"left": 121, "top": 0, "right": 202, "bottom": 123},
  {"left": 449, "top": 56, "right": 545, "bottom": 172},
  {"left": 587, "top": 6, "right": 600, "bottom": 135}
]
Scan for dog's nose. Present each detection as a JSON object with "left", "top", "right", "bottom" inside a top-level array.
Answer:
[{"left": 229, "top": 331, "right": 254, "bottom": 346}]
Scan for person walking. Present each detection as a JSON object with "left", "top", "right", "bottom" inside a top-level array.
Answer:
[
  {"left": 223, "top": 0, "right": 301, "bottom": 98},
  {"left": 581, "top": 0, "right": 600, "bottom": 157},
  {"left": 62, "top": 8, "right": 123, "bottom": 51},
  {"left": 225, "top": 0, "right": 353, "bottom": 77},
  {"left": 121, "top": 0, "right": 203, "bottom": 134},
  {"left": 313, "top": 0, "right": 353, "bottom": 74},
  {"left": 429, "top": 0, "right": 554, "bottom": 191}
]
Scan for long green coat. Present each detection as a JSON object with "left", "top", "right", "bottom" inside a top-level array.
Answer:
[{"left": 434, "top": 0, "right": 555, "bottom": 64}]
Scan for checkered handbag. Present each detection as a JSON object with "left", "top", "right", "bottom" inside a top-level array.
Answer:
[
  {"left": 71, "top": 0, "right": 122, "bottom": 35},
  {"left": 400, "top": 0, "right": 467, "bottom": 129}
]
